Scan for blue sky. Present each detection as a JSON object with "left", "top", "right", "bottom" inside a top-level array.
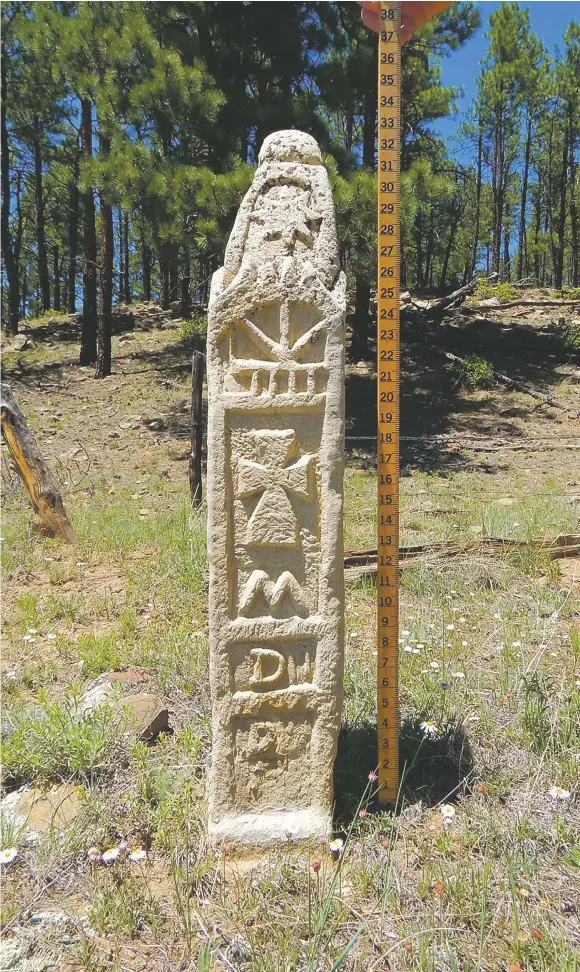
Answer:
[{"left": 435, "top": 1, "right": 578, "bottom": 154}]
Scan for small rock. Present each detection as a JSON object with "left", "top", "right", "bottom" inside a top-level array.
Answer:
[
  {"left": 78, "top": 681, "right": 116, "bottom": 714},
  {"left": 0, "top": 785, "right": 82, "bottom": 845},
  {"left": 115, "top": 693, "right": 170, "bottom": 741},
  {"left": 7, "top": 335, "right": 33, "bottom": 352},
  {"left": 480, "top": 296, "right": 501, "bottom": 307}
]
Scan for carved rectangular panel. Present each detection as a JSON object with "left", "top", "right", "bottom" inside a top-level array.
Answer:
[{"left": 206, "top": 131, "right": 345, "bottom": 844}]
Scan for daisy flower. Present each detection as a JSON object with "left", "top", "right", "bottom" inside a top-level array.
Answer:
[
  {"left": 129, "top": 848, "right": 147, "bottom": 862},
  {"left": 87, "top": 847, "right": 101, "bottom": 864},
  {"left": 549, "top": 785, "right": 571, "bottom": 801},
  {"left": 440, "top": 804, "right": 456, "bottom": 825},
  {"left": 451, "top": 671, "right": 465, "bottom": 679},
  {"left": 0, "top": 847, "right": 18, "bottom": 865},
  {"left": 420, "top": 719, "right": 438, "bottom": 737},
  {"left": 446, "top": 624, "right": 455, "bottom": 631},
  {"left": 329, "top": 838, "right": 344, "bottom": 858},
  {"left": 101, "top": 847, "right": 120, "bottom": 863}
]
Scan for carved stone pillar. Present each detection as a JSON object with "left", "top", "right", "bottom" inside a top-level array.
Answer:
[{"left": 207, "top": 131, "right": 345, "bottom": 843}]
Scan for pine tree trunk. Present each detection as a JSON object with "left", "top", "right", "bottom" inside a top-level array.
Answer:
[
  {"left": 96, "top": 190, "right": 113, "bottom": 378},
  {"left": 33, "top": 120, "right": 51, "bottom": 313},
  {"left": 469, "top": 121, "right": 483, "bottom": 278},
  {"left": 362, "top": 81, "right": 377, "bottom": 170},
  {"left": 568, "top": 108, "right": 579, "bottom": 287},
  {"left": 554, "top": 129, "right": 569, "bottom": 289},
  {"left": 169, "top": 257, "right": 178, "bottom": 303},
  {"left": 492, "top": 109, "right": 504, "bottom": 273},
  {"left": 96, "top": 131, "right": 113, "bottom": 379},
  {"left": 533, "top": 188, "right": 541, "bottom": 284},
  {"left": 441, "top": 205, "right": 461, "bottom": 289},
  {"left": 160, "top": 258, "right": 170, "bottom": 310},
  {"left": 118, "top": 209, "right": 125, "bottom": 302},
  {"left": 350, "top": 279, "right": 371, "bottom": 362},
  {"left": 67, "top": 160, "right": 79, "bottom": 314},
  {"left": 21, "top": 265, "right": 27, "bottom": 320},
  {"left": 424, "top": 209, "right": 435, "bottom": 288},
  {"left": 517, "top": 116, "right": 532, "bottom": 281},
  {"left": 53, "top": 245, "right": 61, "bottom": 311},
  {"left": 181, "top": 246, "right": 190, "bottom": 319},
  {"left": 415, "top": 211, "right": 424, "bottom": 288},
  {"left": 503, "top": 224, "right": 510, "bottom": 281},
  {"left": 1, "top": 54, "right": 19, "bottom": 335},
  {"left": 79, "top": 98, "right": 97, "bottom": 365},
  {"left": 142, "top": 234, "right": 151, "bottom": 302},
  {"left": 123, "top": 211, "right": 130, "bottom": 302}
]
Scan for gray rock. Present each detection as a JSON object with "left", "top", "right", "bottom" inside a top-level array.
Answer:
[{"left": 6, "top": 335, "right": 33, "bottom": 352}]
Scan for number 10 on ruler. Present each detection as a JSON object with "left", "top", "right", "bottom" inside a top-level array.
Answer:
[{"left": 377, "top": 1, "right": 401, "bottom": 805}]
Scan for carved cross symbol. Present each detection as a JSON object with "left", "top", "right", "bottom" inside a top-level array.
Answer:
[{"left": 238, "top": 430, "right": 313, "bottom": 547}]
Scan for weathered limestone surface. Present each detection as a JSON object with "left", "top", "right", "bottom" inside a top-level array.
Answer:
[{"left": 207, "top": 130, "right": 345, "bottom": 844}]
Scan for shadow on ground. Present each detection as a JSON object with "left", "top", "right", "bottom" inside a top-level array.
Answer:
[
  {"left": 334, "top": 716, "right": 475, "bottom": 824},
  {"left": 346, "top": 312, "right": 576, "bottom": 473}
]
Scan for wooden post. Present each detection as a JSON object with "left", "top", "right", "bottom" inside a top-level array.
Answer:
[
  {"left": 1, "top": 384, "right": 76, "bottom": 542},
  {"left": 189, "top": 351, "right": 205, "bottom": 507}
]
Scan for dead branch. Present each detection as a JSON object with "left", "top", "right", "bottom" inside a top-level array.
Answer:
[
  {"left": 1, "top": 383, "right": 76, "bottom": 542},
  {"left": 475, "top": 297, "right": 580, "bottom": 310},
  {"left": 344, "top": 535, "right": 580, "bottom": 582}
]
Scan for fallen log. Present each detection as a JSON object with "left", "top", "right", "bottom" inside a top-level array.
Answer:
[
  {"left": 474, "top": 297, "right": 580, "bottom": 310},
  {"left": 417, "top": 279, "right": 478, "bottom": 319},
  {"left": 1, "top": 384, "right": 76, "bottom": 542},
  {"left": 344, "top": 535, "right": 580, "bottom": 582}
]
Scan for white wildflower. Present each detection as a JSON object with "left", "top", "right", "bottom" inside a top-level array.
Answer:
[
  {"left": 549, "top": 785, "right": 571, "bottom": 801},
  {"left": 0, "top": 847, "right": 18, "bottom": 865},
  {"left": 420, "top": 720, "right": 438, "bottom": 737}
]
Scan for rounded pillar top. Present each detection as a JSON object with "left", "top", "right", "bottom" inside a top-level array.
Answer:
[{"left": 258, "top": 130, "right": 322, "bottom": 166}]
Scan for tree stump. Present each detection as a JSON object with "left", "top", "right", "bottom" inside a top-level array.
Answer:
[{"left": 1, "top": 384, "right": 76, "bottom": 542}]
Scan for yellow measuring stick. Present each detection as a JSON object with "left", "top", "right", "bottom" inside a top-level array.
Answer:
[{"left": 376, "top": 0, "right": 401, "bottom": 804}]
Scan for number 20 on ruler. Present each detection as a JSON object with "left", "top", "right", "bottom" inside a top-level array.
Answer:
[{"left": 377, "top": 1, "right": 401, "bottom": 804}]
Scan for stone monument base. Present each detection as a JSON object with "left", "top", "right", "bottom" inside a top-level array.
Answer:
[{"left": 208, "top": 808, "right": 332, "bottom": 845}]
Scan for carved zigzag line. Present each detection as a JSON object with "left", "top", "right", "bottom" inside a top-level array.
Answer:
[{"left": 238, "top": 569, "right": 308, "bottom": 617}]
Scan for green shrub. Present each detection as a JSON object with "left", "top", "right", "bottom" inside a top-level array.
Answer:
[
  {"left": 1, "top": 688, "right": 128, "bottom": 784},
  {"left": 474, "top": 280, "right": 519, "bottom": 302},
  {"left": 454, "top": 353, "right": 495, "bottom": 389},
  {"left": 77, "top": 632, "right": 124, "bottom": 677},
  {"left": 548, "top": 317, "right": 580, "bottom": 351},
  {"left": 179, "top": 314, "right": 207, "bottom": 344}
]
